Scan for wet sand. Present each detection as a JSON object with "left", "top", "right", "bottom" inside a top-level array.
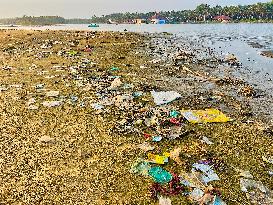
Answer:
[
  {"left": 261, "top": 50, "right": 273, "bottom": 58},
  {"left": 0, "top": 29, "right": 272, "bottom": 204}
]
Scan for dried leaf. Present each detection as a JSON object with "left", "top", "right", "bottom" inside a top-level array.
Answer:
[
  {"left": 159, "top": 196, "right": 172, "bottom": 205},
  {"left": 170, "top": 147, "right": 183, "bottom": 165}
]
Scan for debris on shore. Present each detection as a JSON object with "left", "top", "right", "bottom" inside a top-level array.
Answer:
[{"left": 0, "top": 29, "right": 272, "bottom": 204}]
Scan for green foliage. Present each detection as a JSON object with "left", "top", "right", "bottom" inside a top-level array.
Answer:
[
  {"left": 0, "top": 16, "right": 66, "bottom": 25},
  {"left": 0, "top": 1, "right": 272, "bottom": 25},
  {"left": 90, "top": 1, "right": 273, "bottom": 23}
]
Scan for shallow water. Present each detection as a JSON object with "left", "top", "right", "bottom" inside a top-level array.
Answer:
[{"left": 2, "top": 23, "right": 271, "bottom": 56}]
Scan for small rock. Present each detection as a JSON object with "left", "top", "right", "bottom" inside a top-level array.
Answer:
[
  {"left": 46, "top": 91, "right": 60, "bottom": 97},
  {"left": 28, "top": 105, "right": 39, "bottom": 110},
  {"left": 35, "top": 84, "right": 45, "bottom": 89},
  {"left": 137, "top": 142, "right": 155, "bottom": 152},
  {"left": 26, "top": 98, "right": 36, "bottom": 106},
  {"left": 109, "top": 78, "right": 123, "bottom": 90},
  {"left": 201, "top": 136, "right": 214, "bottom": 145},
  {"left": 39, "top": 136, "right": 55, "bottom": 143},
  {"left": 42, "top": 101, "right": 62, "bottom": 107},
  {"left": 159, "top": 196, "right": 172, "bottom": 205}
]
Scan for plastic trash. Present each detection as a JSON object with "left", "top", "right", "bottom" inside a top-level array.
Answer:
[
  {"left": 192, "top": 163, "right": 220, "bottom": 184},
  {"left": 110, "top": 67, "right": 120, "bottom": 71},
  {"left": 108, "top": 75, "right": 120, "bottom": 79},
  {"left": 181, "top": 109, "right": 230, "bottom": 123},
  {"left": 190, "top": 188, "right": 204, "bottom": 201},
  {"left": 70, "top": 95, "right": 78, "bottom": 103},
  {"left": 180, "top": 171, "right": 205, "bottom": 188},
  {"left": 148, "top": 166, "right": 173, "bottom": 184},
  {"left": 10, "top": 84, "right": 23, "bottom": 89},
  {"left": 240, "top": 178, "right": 273, "bottom": 204},
  {"left": 152, "top": 136, "right": 162, "bottom": 142},
  {"left": 240, "top": 178, "right": 268, "bottom": 193},
  {"left": 159, "top": 196, "right": 172, "bottom": 205},
  {"left": 91, "top": 103, "right": 104, "bottom": 110},
  {"left": 46, "top": 91, "right": 60, "bottom": 97},
  {"left": 211, "top": 196, "right": 227, "bottom": 205},
  {"left": 67, "top": 50, "right": 78, "bottom": 56},
  {"left": 123, "top": 83, "right": 133, "bottom": 89},
  {"left": 201, "top": 136, "right": 214, "bottom": 145},
  {"left": 132, "top": 91, "right": 143, "bottom": 98},
  {"left": 144, "top": 133, "right": 152, "bottom": 139},
  {"left": 131, "top": 159, "right": 151, "bottom": 176},
  {"left": 238, "top": 170, "right": 253, "bottom": 179},
  {"left": 151, "top": 90, "right": 181, "bottom": 106},
  {"left": 150, "top": 174, "right": 184, "bottom": 198},
  {"left": 148, "top": 153, "right": 169, "bottom": 165},
  {"left": 169, "top": 118, "right": 181, "bottom": 125},
  {"left": 42, "top": 101, "right": 62, "bottom": 107},
  {"left": 200, "top": 193, "right": 226, "bottom": 205},
  {"left": 187, "top": 182, "right": 226, "bottom": 205},
  {"left": 170, "top": 110, "right": 180, "bottom": 118}
]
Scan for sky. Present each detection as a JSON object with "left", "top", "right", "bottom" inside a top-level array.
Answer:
[{"left": 0, "top": 0, "right": 270, "bottom": 18}]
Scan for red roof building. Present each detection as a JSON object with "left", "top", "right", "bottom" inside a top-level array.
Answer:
[
  {"left": 213, "top": 15, "right": 231, "bottom": 21},
  {"left": 150, "top": 12, "right": 163, "bottom": 20}
]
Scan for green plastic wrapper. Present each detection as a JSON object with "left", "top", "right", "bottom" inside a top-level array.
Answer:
[
  {"left": 110, "top": 67, "right": 120, "bottom": 71},
  {"left": 131, "top": 159, "right": 151, "bottom": 176},
  {"left": 170, "top": 110, "right": 180, "bottom": 118},
  {"left": 148, "top": 166, "right": 173, "bottom": 184}
]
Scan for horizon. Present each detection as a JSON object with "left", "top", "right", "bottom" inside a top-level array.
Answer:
[{"left": 0, "top": 0, "right": 270, "bottom": 19}]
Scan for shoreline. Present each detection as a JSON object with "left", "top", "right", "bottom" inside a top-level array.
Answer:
[
  {"left": 1, "top": 21, "right": 273, "bottom": 27},
  {"left": 0, "top": 29, "right": 272, "bottom": 204}
]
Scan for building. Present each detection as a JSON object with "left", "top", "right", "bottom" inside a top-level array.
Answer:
[
  {"left": 213, "top": 15, "right": 231, "bottom": 22},
  {"left": 134, "top": 19, "right": 148, "bottom": 24},
  {"left": 149, "top": 13, "right": 166, "bottom": 24},
  {"left": 107, "top": 19, "right": 118, "bottom": 24}
]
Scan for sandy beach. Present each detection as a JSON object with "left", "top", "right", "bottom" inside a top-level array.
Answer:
[{"left": 0, "top": 29, "right": 273, "bottom": 204}]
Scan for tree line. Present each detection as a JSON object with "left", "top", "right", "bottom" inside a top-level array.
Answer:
[
  {"left": 0, "top": 16, "right": 95, "bottom": 25},
  {"left": 90, "top": 1, "right": 273, "bottom": 23},
  {"left": 0, "top": 1, "right": 272, "bottom": 25},
  {"left": 0, "top": 16, "right": 66, "bottom": 25}
]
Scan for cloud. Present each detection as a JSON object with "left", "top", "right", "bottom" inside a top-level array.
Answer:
[{"left": 0, "top": 0, "right": 269, "bottom": 18}]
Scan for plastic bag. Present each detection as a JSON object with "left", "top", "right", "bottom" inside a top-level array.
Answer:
[
  {"left": 181, "top": 109, "right": 230, "bottom": 123},
  {"left": 148, "top": 166, "right": 173, "bottom": 184},
  {"left": 131, "top": 159, "right": 151, "bottom": 176},
  {"left": 151, "top": 90, "right": 181, "bottom": 105},
  {"left": 148, "top": 153, "right": 169, "bottom": 165}
]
